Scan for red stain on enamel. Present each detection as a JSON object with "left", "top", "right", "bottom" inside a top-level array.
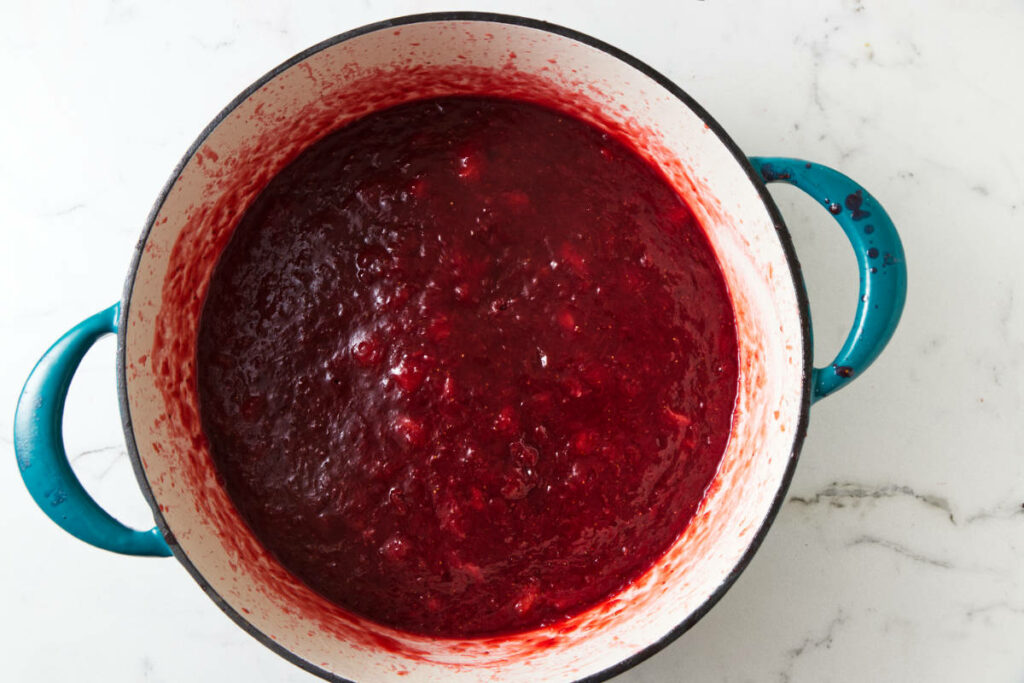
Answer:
[{"left": 147, "top": 56, "right": 748, "bottom": 660}]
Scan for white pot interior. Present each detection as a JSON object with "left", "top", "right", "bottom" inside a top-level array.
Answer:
[{"left": 122, "top": 16, "right": 807, "bottom": 682}]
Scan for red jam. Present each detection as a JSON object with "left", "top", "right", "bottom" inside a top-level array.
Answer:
[{"left": 196, "top": 96, "right": 738, "bottom": 637}]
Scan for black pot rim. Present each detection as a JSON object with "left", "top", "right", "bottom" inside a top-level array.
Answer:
[{"left": 117, "top": 11, "right": 813, "bottom": 683}]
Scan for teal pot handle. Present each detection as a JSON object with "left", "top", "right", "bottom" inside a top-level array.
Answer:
[
  {"left": 750, "top": 157, "right": 907, "bottom": 402},
  {"left": 13, "top": 303, "right": 171, "bottom": 556}
]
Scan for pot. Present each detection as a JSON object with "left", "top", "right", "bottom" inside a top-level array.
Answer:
[{"left": 14, "top": 13, "right": 906, "bottom": 683}]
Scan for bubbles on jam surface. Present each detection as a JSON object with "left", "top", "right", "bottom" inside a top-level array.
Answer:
[{"left": 196, "top": 96, "right": 738, "bottom": 637}]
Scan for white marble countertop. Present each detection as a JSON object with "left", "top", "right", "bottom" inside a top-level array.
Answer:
[{"left": 3, "top": 1, "right": 1022, "bottom": 681}]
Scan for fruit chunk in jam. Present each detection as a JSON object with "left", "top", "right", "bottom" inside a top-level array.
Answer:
[{"left": 197, "top": 96, "right": 738, "bottom": 637}]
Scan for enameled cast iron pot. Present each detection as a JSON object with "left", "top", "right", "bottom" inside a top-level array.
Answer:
[{"left": 14, "top": 13, "right": 906, "bottom": 683}]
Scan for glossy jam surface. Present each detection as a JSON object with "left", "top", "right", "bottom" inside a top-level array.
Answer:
[{"left": 197, "top": 97, "right": 738, "bottom": 637}]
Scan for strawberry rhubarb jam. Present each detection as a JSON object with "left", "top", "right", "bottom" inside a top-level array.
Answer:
[{"left": 196, "top": 96, "right": 738, "bottom": 637}]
